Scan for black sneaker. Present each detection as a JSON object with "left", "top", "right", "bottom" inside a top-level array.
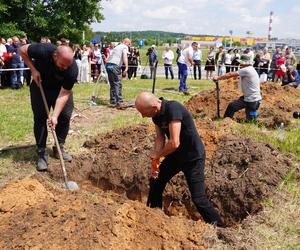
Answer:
[
  {"left": 37, "top": 149, "right": 48, "bottom": 171},
  {"left": 53, "top": 144, "right": 72, "bottom": 162}
]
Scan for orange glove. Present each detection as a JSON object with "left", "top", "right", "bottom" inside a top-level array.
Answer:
[{"left": 151, "top": 159, "right": 160, "bottom": 179}]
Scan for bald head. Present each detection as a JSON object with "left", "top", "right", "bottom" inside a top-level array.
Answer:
[
  {"left": 53, "top": 45, "right": 74, "bottom": 70},
  {"left": 123, "top": 38, "right": 131, "bottom": 46},
  {"left": 135, "top": 92, "right": 161, "bottom": 117}
]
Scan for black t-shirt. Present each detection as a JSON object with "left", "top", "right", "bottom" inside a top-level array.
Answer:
[
  {"left": 28, "top": 43, "right": 78, "bottom": 90},
  {"left": 152, "top": 98, "right": 205, "bottom": 163}
]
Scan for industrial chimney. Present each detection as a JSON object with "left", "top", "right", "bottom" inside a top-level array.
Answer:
[{"left": 268, "top": 11, "right": 273, "bottom": 40}]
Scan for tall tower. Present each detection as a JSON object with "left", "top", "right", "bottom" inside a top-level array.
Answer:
[{"left": 268, "top": 11, "right": 273, "bottom": 40}]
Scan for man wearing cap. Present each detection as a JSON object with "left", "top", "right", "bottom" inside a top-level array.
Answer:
[{"left": 213, "top": 53, "right": 262, "bottom": 121}]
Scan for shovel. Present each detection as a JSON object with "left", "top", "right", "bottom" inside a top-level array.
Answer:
[
  {"left": 39, "top": 84, "right": 79, "bottom": 191},
  {"left": 151, "top": 61, "right": 158, "bottom": 94},
  {"left": 147, "top": 159, "right": 159, "bottom": 207},
  {"left": 214, "top": 80, "right": 221, "bottom": 119}
]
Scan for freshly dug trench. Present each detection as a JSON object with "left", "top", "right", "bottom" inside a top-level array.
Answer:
[{"left": 49, "top": 124, "right": 294, "bottom": 226}]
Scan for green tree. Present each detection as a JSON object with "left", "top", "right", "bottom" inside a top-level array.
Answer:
[{"left": 0, "top": 0, "right": 104, "bottom": 42}]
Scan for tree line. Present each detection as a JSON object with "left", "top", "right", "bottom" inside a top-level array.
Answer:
[{"left": 0, "top": 0, "right": 104, "bottom": 42}]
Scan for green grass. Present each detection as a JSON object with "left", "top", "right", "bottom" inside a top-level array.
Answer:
[
  {"left": 232, "top": 122, "right": 300, "bottom": 158},
  {"left": 0, "top": 78, "right": 213, "bottom": 147}
]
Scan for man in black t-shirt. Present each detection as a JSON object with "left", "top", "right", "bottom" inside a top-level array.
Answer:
[
  {"left": 20, "top": 43, "right": 78, "bottom": 171},
  {"left": 135, "top": 92, "right": 225, "bottom": 227}
]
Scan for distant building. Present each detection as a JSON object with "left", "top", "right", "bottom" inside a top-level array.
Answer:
[
  {"left": 183, "top": 35, "right": 268, "bottom": 46},
  {"left": 253, "top": 39, "right": 300, "bottom": 52}
]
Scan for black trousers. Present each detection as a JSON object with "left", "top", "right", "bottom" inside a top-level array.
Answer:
[
  {"left": 193, "top": 60, "right": 201, "bottom": 79},
  {"left": 224, "top": 96, "right": 261, "bottom": 120},
  {"left": 149, "top": 156, "right": 224, "bottom": 226},
  {"left": 106, "top": 63, "right": 123, "bottom": 104},
  {"left": 30, "top": 83, "right": 73, "bottom": 150},
  {"left": 164, "top": 63, "right": 174, "bottom": 79},
  {"left": 225, "top": 64, "right": 231, "bottom": 73}
]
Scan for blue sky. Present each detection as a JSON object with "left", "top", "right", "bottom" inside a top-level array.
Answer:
[{"left": 91, "top": 0, "right": 300, "bottom": 39}]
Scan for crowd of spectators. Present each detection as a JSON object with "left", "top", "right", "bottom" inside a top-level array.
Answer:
[
  {"left": 1, "top": 34, "right": 300, "bottom": 89},
  {"left": 0, "top": 35, "right": 143, "bottom": 89},
  {"left": 213, "top": 45, "right": 300, "bottom": 87}
]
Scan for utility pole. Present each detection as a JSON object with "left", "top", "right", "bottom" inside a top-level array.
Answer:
[{"left": 229, "top": 30, "right": 233, "bottom": 48}]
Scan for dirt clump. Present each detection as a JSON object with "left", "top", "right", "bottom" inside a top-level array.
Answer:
[
  {"left": 185, "top": 79, "right": 300, "bottom": 127},
  {"left": 205, "top": 134, "right": 293, "bottom": 226},
  {"left": 0, "top": 178, "right": 53, "bottom": 214},
  {"left": 0, "top": 177, "right": 215, "bottom": 250}
]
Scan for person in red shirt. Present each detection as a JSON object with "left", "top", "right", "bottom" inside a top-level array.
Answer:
[{"left": 275, "top": 52, "right": 286, "bottom": 83}]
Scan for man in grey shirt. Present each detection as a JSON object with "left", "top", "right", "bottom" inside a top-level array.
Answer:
[
  {"left": 106, "top": 38, "right": 131, "bottom": 107},
  {"left": 213, "top": 54, "right": 262, "bottom": 121}
]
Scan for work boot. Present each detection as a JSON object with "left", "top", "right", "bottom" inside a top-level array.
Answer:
[
  {"left": 53, "top": 144, "right": 72, "bottom": 162},
  {"left": 37, "top": 149, "right": 48, "bottom": 171}
]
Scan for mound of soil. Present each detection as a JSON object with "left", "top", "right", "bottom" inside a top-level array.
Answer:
[
  {"left": 0, "top": 178, "right": 214, "bottom": 249},
  {"left": 48, "top": 122, "right": 293, "bottom": 227},
  {"left": 185, "top": 79, "right": 300, "bottom": 127}
]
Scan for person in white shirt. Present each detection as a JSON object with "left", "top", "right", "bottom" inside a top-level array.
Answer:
[
  {"left": 192, "top": 45, "right": 202, "bottom": 79},
  {"left": 177, "top": 42, "right": 197, "bottom": 94},
  {"left": 162, "top": 45, "right": 174, "bottom": 79},
  {"left": 246, "top": 47, "right": 254, "bottom": 64},
  {"left": 224, "top": 49, "right": 233, "bottom": 73},
  {"left": 231, "top": 49, "right": 240, "bottom": 72},
  {"left": 80, "top": 45, "right": 90, "bottom": 83},
  {"left": 106, "top": 38, "right": 131, "bottom": 107}
]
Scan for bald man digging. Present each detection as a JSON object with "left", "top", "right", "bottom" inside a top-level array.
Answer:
[
  {"left": 20, "top": 43, "right": 78, "bottom": 171},
  {"left": 135, "top": 92, "right": 225, "bottom": 227}
]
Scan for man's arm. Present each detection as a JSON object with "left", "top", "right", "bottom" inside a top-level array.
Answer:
[
  {"left": 289, "top": 71, "right": 296, "bottom": 81},
  {"left": 188, "top": 50, "right": 193, "bottom": 65},
  {"left": 19, "top": 44, "right": 41, "bottom": 85},
  {"left": 153, "top": 125, "right": 165, "bottom": 155},
  {"left": 48, "top": 87, "right": 71, "bottom": 128},
  {"left": 122, "top": 50, "right": 128, "bottom": 73},
  {"left": 151, "top": 121, "right": 181, "bottom": 160},
  {"left": 213, "top": 71, "right": 239, "bottom": 81}
]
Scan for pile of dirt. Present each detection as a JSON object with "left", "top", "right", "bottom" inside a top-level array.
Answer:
[
  {"left": 154, "top": 133, "right": 293, "bottom": 226},
  {"left": 185, "top": 79, "right": 300, "bottom": 127},
  {"left": 48, "top": 122, "right": 293, "bottom": 227},
  {"left": 0, "top": 178, "right": 215, "bottom": 249}
]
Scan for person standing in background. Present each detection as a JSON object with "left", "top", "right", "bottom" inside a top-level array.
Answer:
[
  {"left": 224, "top": 49, "right": 232, "bottom": 73},
  {"left": 7, "top": 36, "right": 23, "bottom": 89},
  {"left": 73, "top": 44, "right": 82, "bottom": 82},
  {"left": 215, "top": 46, "right": 225, "bottom": 76},
  {"left": 204, "top": 47, "right": 215, "bottom": 79},
  {"left": 231, "top": 49, "right": 240, "bottom": 72},
  {"left": 162, "top": 45, "right": 174, "bottom": 80},
  {"left": 285, "top": 47, "right": 297, "bottom": 67},
  {"left": 106, "top": 38, "right": 131, "bottom": 108},
  {"left": 193, "top": 44, "right": 202, "bottom": 80},
  {"left": 80, "top": 45, "right": 90, "bottom": 83}
]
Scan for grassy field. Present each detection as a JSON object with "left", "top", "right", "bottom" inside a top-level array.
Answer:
[
  {"left": 0, "top": 77, "right": 299, "bottom": 249},
  {"left": 0, "top": 77, "right": 212, "bottom": 147}
]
